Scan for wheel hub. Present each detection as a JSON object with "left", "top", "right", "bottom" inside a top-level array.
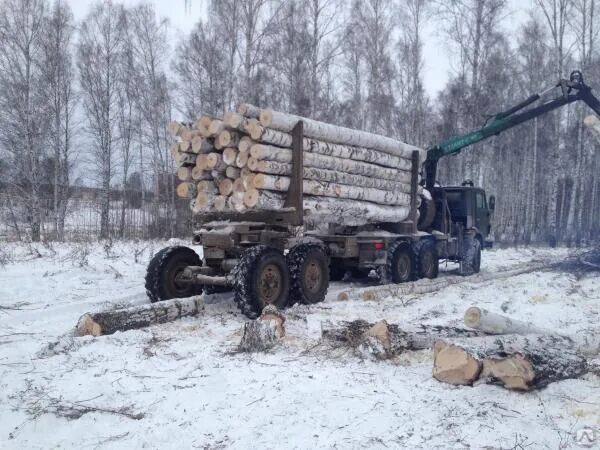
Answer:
[
  {"left": 304, "top": 260, "right": 323, "bottom": 293},
  {"left": 396, "top": 254, "right": 410, "bottom": 279},
  {"left": 259, "top": 264, "right": 282, "bottom": 304}
]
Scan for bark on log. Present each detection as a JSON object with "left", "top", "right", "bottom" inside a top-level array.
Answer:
[
  {"left": 250, "top": 144, "right": 411, "bottom": 180},
  {"left": 191, "top": 166, "right": 211, "bottom": 181},
  {"left": 238, "top": 305, "right": 285, "bottom": 352},
  {"left": 217, "top": 130, "right": 241, "bottom": 148},
  {"left": 197, "top": 180, "right": 218, "bottom": 194},
  {"left": 584, "top": 114, "right": 600, "bottom": 143},
  {"left": 253, "top": 159, "right": 413, "bottom": 189},
  {"left": 433, "top": 335, "right": 588, "bottom": 390},
  {"left": 191, "top": 136, "right": 214, "bottom": 153},
  {"left": 213, "top": 195, "right": 227, "bottom": 211},
  {"left": 321, "top": 319, "right": 484, "bottom": 357},
  {"left": 228, "top": 191, "right": 246, "bottom": 212},
  {"left": 464, "top": 306, "right": 550, "bottom": 335},
  {"left": 177, "top": 153, "right": 196, "bottom": 167},
  {"left": 223, "top": 111, "right": 247, "bottom": 131},
  {"left": 256, "top": 106, "right": 424, "bottom": 158},
  {"left": 238, "top": 103, "right": 262, "bottom": 119},
  {"left": 252, "top": 173, "right": 411, "bottom": 205},
  {"left": 236, "top": 150, "right": 249, "bottom": 168},
  {"left": 76, "top": 297, "right": 204, "bottom": 337}
]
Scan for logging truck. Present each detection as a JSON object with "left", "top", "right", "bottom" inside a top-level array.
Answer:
[{"left": 146, "top": 70, "right": 600, "bottom": 319}]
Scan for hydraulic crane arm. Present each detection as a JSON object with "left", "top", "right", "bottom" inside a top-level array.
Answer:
[{"left": 424, "top": 70, "right": 600, "bottom": 188}]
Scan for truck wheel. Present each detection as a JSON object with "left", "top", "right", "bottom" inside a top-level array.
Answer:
[
  {"left": 415, "top": 239, "right": 439, "bottom": 279},
  {"left": 460, "top": 239, "right": 481, "bottom": 276},
  {"left": 288, "top": 243, "right": 329, "bottom": 305},
  {"left": 380, "top": 241, "right": 416, "bottom": 283},
  {"left": 145, "top": 246, "right": 202, "bottom": 303},
  {"left": 231, "top": 245, "right": 290, "bottom": 319}
]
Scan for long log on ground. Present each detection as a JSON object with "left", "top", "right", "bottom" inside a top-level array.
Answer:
[
  {"left": 321, "top": 319, "right": 484, "bottom": 359},
  {"left": 464, "top": 306, "right": 551, "bottom": 335},
  {"left": 432, "top": 334, "right": 588, "bottom": 390},
  {"left": 76, "top": 297, "right": 204, "bottom": 337},
  {"left": 254, "top": 106, "right": 424, "bottom": 158},
  {"left": 252, "top": 159, "right": 412, "bottom": 190},
  {"left": 337, "top": 261, "right": 551, "bottom": 302},
  {"left": 464, "top": 306, "right": 600, "bottom": 356},
  {"left": 250, "top": 144, "right": 411, "bottom": 180},
  {"left": 251, "top": 173, "right": 411, "bottom": 205},
  {"left": 584, "top": 114, "right": 600, "bottom": 143}
]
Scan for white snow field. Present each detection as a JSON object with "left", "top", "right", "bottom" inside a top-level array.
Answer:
[{"left": 0, "top": 242, "right": 599, "bottom": 449}]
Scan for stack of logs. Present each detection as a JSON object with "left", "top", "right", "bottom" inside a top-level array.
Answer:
[{"left": 168, "top": 104, "right": 425, "bottom": 226}]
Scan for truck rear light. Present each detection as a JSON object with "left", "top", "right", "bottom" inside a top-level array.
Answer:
[{"left": 374, "top": 242, "right": 383, "bottom": 250}]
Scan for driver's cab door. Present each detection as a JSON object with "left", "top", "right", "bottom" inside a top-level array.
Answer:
[{"left": 474, "top": 190, "right": 490, "bottom": 238}]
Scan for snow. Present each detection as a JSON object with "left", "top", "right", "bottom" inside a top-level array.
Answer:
[{"left": 0, "top": 242, "right": 599, "bottom": 449}]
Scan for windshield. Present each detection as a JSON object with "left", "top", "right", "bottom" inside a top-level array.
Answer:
[{"left": 446, "top": 191, "right": 466, "bottom": 218}]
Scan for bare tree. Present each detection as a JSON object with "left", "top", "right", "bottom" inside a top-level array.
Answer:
[
  {"left": 77, "top": 1, "right": 126, "bottom": 239},
  {"left": 42, "top": 0, "right": 76, "bottom": 241},
  {"left": 127, "top": 4, "right": 175, "bottom": 237},
  {"left": 0, "top": 0, "right": 50, "bottom": 241}
]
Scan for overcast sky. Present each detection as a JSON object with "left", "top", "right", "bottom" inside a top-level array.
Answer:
[{"left": 65, "top": 0, "right": 529, "bottom": 98}]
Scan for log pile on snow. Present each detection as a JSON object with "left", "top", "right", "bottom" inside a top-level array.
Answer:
[
  {"left": 167, "top": 104, "right": 426, "bottom": 226},
  {"left": 322, "top": 307, "right": 597, "bottom": 391}
]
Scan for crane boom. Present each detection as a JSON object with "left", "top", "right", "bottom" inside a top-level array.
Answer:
[{"left": 424, "top": 70, "right": 600, "bottom": 188}]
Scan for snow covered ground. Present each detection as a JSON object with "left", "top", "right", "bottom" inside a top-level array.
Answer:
[{"left": 0, "top": 241, "right": 598, "bottom": 449}]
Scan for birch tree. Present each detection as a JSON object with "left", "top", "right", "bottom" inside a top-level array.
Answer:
[
  {"left": 0, "top": 0, "right": 49, "bottom": 241},
  {"left": 42, "top": 0, "right": 75, "bottom": 241},
  {"left": 77, "top": 1, "right": 126, "bottom": 239}
]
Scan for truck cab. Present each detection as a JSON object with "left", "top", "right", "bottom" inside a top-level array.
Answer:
[{"left": 443, "top": 183, "right": 494, "bottom": 248}]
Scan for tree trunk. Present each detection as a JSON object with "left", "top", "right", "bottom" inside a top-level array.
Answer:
[
  {"left": 463, "top": 306, "right": 550, "bottom": 335},
  {"left": 76, "top": 297, "right": 204, "bottom": 337},
  {"left": 433, "top": 334, "right": 588, "bottom": 390},
  {"left": 253, "top": 106, "right": 424, "bottom": 158},
  {"left": 252, "top": 159, "right": 412, "bottom": 189},
  {"left": 250, "top": 144, "right": 411, "bottom": 180},
  {"left": 321, "top": 319, "right": 484, "bottom": 356},
  {"left": 252, "top": 173, "right": 411, "bottom": 205}
]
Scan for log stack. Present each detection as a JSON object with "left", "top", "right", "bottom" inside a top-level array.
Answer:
[{"left": 168, "top": 105, "right": 426, "bottom": 226}]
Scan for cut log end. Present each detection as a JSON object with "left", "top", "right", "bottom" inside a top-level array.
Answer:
[
  {"left": 480, "top": 355, "right": 535, "bottom": 390},
  {"left": 432, "top": 340, "right": 482, "bottom": 386},
  {"left": 76, "top": 314, "right": 102, "bottom": 337}
]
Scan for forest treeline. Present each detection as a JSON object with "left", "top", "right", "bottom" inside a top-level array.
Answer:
[{"left": 0, "top": 0, "right": 598, "bottom": 244}]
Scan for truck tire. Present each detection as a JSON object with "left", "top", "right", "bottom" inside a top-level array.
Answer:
[
  {"left": 231, "top": 245, "right": 290, "bottom": 319},
  {"left": 415, "top": 239, "right": 439, "bottom": 279},
  {"left": 380, "top": 240, "right": 417, "bottom": 283},
  {"left": 288, "top": 243, "right": 329, "bottom": 306},
  {"left": 460, "top": 238, "right": 481, "bottom": 276},
  {"left": 145, "top": 246, "right": 202, "bottom": 303}
]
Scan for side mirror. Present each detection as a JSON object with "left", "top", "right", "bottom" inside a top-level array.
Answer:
[{"left": 489, "top": 195, "right": 496, "bottom": 211}]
